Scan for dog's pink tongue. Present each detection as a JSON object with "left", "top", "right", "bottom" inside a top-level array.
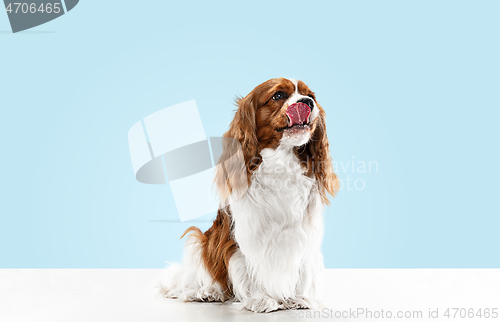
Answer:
[{"left": 286, "top": 103, "right": 311, "bottom": 126}]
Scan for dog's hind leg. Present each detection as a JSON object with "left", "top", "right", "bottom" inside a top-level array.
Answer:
[{"left": 157, "top": 233, "right": 228, "bottom": 302}]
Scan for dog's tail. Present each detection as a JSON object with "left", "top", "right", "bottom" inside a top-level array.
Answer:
[
  {"left": 156, "top": 226, "right": 205, "bottom": 300},
  {"left": 157, "top": 211, "right": 235, "bottom": 302}
]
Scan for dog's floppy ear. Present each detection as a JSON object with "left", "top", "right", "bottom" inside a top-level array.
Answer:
[
  {"left": 214, "top": 94, "right": 258, "bottom": 204},
  {"left": 230, "top": 94, "right": 259, "bottom": 171},
  {"left": 307, "top": 105, "right": 339, "bottom": 205}
]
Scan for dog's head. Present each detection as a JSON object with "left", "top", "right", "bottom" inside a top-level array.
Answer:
[{"left": 215, "top": 77, "right": 339, "bottom": 204}]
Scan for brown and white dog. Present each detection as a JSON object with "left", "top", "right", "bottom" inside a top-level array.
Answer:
[{"left": 158, "top": 78, "right": 339, "bottom": 313}]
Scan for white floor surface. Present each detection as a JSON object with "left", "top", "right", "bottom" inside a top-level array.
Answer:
[{"left": 1, "top": 269, "right": 499, "bottom": 321}]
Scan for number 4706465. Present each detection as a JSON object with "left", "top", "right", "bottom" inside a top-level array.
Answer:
[
  {"left": 444, "top": 308, "right": 498, "bottom": 319},
  {"left": 5, "top": 3, "right": 61, "bottom": 14}
]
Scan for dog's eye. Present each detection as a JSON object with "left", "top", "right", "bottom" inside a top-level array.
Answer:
[{"left": 272, "top": 91, "right": 286, "bottom": 101}]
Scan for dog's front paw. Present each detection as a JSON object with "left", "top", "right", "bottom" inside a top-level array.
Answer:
[
  {"left": 242, "top": 297, "right": 285, "bottom": 313},
  {"left": 159, "top": 287, "right": 179, "bottom": 299},
  {"left": 283, "top": 297, "right": 311, "bottom": 309},
  {"left": 291, "top": 296, "right": 323, "bottom": 309},
  {"left": 181, "top": 287, "right": 228, "bottom": 302}
]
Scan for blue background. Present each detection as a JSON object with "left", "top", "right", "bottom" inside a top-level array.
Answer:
[{"left": 1, "top": 0, "right": 499, "bottom": 268}]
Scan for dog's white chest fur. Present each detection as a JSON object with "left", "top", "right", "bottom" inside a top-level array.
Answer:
[
  {"left": 229, "top": 144, "right": 324, "bottom": 302},
  {"left": 233, "top": 145, "right": 316, "bottom": 224}
]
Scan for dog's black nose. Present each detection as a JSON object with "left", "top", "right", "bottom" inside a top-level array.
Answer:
[{"left": 297, "top": 97, "right": 314, "bottom": 110}]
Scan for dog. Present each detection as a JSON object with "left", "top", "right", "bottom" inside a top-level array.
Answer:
[{"left": 158, "top": 78, "right": 339, "bottom": 313}]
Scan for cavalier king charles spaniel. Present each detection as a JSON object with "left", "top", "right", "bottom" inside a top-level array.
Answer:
[{"left": 158, "top": 78, "right": 339, "bottom": 313}]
